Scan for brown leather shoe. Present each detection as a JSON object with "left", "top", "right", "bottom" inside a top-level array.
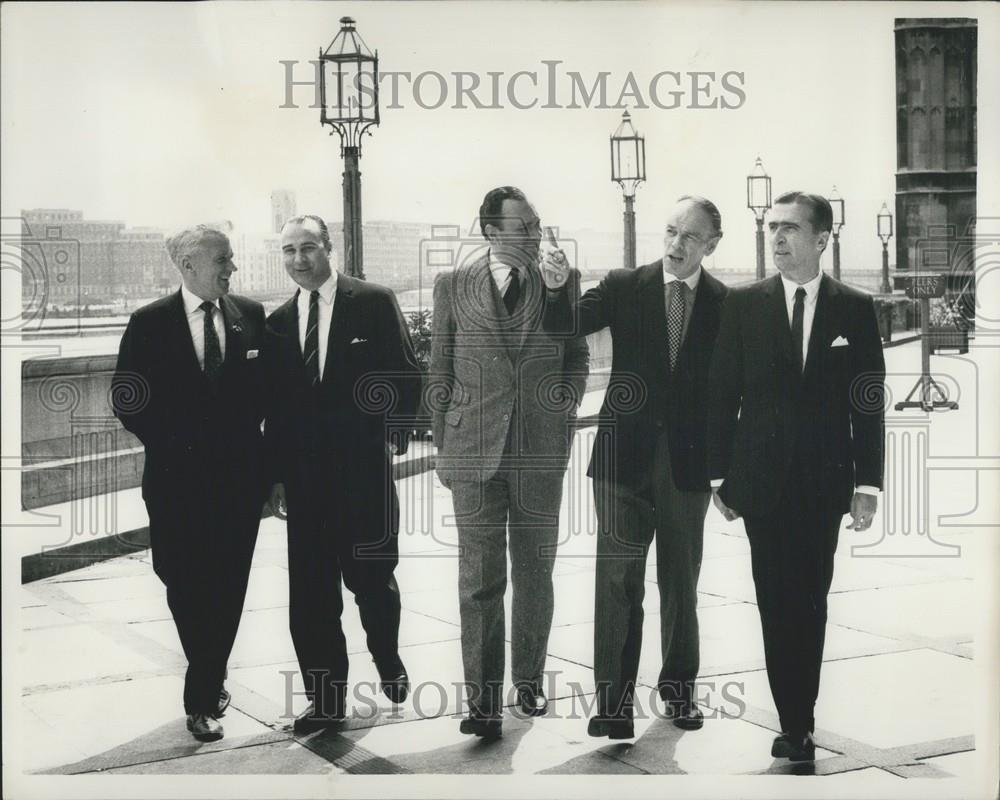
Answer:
[
  {"left": 515, "top": 684, "right": 548, "bottom": 717},
  {"left": 186, "top": 713, "right": 224, "bottom": 742}
]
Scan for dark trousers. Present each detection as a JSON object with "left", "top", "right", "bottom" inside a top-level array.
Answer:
[
  {"left": 285, "top": 476, "right": 402, "bottom": 716},
  {"left": 147, "top": 494, "right": 260, "bottom": 715},
  {"left": 592, "top": 431, "right": 711, "bottom": 719},
  {"left": 743, "top": 482, "right": 841, "bottom": 735},
  {"left": 450, "top": 454, "right": 564, "bottom": 717}
]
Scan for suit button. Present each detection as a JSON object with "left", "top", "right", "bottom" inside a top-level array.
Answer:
[
  {"left": 656, "top": 420, "right": 664, "bottom": 428},
  {"left": 504, "top": 414, "right": 510, "bottom": 421}
]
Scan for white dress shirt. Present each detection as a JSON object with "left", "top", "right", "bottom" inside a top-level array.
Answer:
[
  {"left": 711, "top": 271, "right": 878, "bottom": 496},
  {"left": 296, "top": 272, "right": 338, "bottom": 381},
  {"left": 780, "top": 271, "right": 823, "bottom": 364},
  {"left": 181, "top": 284, "right": 225, "bottom": 370},
  {"left": 488, "top": 251, "right": 520, "bottom": 296}
]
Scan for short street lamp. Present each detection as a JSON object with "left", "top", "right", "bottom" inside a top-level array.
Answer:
[
  {"left": 830, "top": 186, "right": 845, "bottom": 281},
  {"left": 877, "top": 202, "right": 893, "bottom": 294},
  {"left": 746, "top": 157, "right": 772, "bottom": 280},
  {"left": 610, "top": 110, "right": 646, "bottom": 270},
  {"left": 319, "top": 16, "right": 380, "bottom": 279}
]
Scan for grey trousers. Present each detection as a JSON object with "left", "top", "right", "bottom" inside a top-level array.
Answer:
[
  {"left": 450, "top": 462, "right": 564, "bottom": 716},
  {"left": 593, "top": 431, "right": 711, "bottom": 718}
]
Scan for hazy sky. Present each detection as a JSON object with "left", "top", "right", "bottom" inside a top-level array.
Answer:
[{"left": 1, "top": 1, "right": 991, "bottom": 271}]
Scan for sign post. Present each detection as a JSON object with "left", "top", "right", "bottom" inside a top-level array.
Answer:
[{"left": 894, "top": 272, "right": 958, "bottom": 412}]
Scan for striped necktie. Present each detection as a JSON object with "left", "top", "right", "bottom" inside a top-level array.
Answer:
[{"left": 303, "top": 289, "right": 320, "bottom": 387}]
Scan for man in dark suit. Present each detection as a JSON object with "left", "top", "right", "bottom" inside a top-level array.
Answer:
[
  {"left": 112, "top": 224, "right": 267, "bottom": 742},
  {"left": 430, "top": 186, "right": 589, "bottom": 739},
  {"left": 542, "top": 196, "right": 728, "bottom": 739},
  {"left": 708, "top": 191, "right": 885, "bottom": 761},
  {"left": 264, "top": 214, "right": 422, "bottom": 733}
]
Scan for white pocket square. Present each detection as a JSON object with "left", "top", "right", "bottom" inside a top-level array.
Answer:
[
  {"left": 830, "top": 336, "right": 849, "bottom": 348},
  {"left": 246, "top": 349, "right": 259, "bottom": 359},
  {"left": 350, "top": 337, "right": 368, "bottom": 344}
]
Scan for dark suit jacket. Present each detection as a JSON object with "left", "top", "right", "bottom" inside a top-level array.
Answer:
[
  {"left": 112, "top": 291, "right": 268, "bottom": 577},
  {"left": 707, "top": 273, "right": 886, "bottom": 518},
  {"left": 263, "top": 274, "right": 422, "bottom": 532},
  {"left": 543, "top": 260, "right": 728, "bottom": 492}
]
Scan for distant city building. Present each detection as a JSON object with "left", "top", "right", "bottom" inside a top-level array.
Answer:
[
  {"left": 270, "top": 190, "right": 297, "bottom": 235},
  {"left": 894, "top": 18, "right": 977, "bottom": 309},
  {"left": 20, "top": 209, "right": 173, "bottom": 308},
  {"left": 328, "top": 220, "right": 430, "bottom": 290}
]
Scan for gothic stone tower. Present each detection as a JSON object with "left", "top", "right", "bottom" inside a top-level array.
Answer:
[{"left": 894, "top": 18, "right": 977, "bottom": 312}]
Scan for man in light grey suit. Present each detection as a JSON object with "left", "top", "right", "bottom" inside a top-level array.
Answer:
[{"left": 431, "top": 186, "right": 589, "bottom": 739}]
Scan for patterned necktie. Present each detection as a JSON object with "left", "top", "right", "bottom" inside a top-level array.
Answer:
[
  {"left": 303, "top": 289, "right": 321, "bottom": 388},
  {"left": 667, "top": 281, "right": 686, "bottom": 371},
  {"left": 503, "top": 267, "right": 521, "bottom": 316},
  {"left": 200, "top": 301, "right": 222, "bottom": 377},
  {"left": 791, "top": 287, "right": 806, "bottom": 372}
]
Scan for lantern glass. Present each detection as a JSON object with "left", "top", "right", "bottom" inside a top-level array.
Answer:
[
  {"left": 877, "top": 203, "right": 893, "bottom": 239},
  {"left": 830, "top": 187, "right": 845, "bottom": 231},
  {"left": 746, "top": 158, "right": 771, "bottom": 213},
  {"left": 321, "top": 17, "right": 379, "bottom": 127},
  {"left": 610, "top": 111, "right": 645, "bottom": 196}
]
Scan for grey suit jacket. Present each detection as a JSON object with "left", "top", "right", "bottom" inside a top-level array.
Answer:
[{"left": 430, "top": 253, "right": 589, "bottom": 485}]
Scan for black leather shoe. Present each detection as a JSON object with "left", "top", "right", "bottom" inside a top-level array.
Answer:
[
  {"left": 459, "top": 714, "right": 503, "bottom": 739},
  {"left": 380, "top": 669, "right": 410, "bottom": 704},
  {"left": 666, "top": 700, "right": 704, "bottom": 730},
  {"left": 187, "top": 713, "right": 224, "bottom": 742},
  {"left": 772, "top": 731, "right": 816, "bottom": 761},
  {"left": 293, "top": 702, "right": 346, "bottom": 734},
  {"left": 216, "top": 687, "right": 231, "bottom": 718},
  {"left": 587, "top": 716, "right": 635, "bottom": 739},
  {"left": 515, "top": 684, "right": 548, "bottom": 717}
]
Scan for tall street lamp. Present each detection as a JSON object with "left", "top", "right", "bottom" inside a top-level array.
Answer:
[
  {"left": 319, "top": 16, "right": 379, "bottom": 279},
  {"left": 830, "top": 186, "right": 845, "bottom": 281},
  {"left": 877, "top": 202, "right": 893, "bottom": 294},
  {"left": 610, "top": 110, "right": 645, "bottom": 270},
  {"left": 746, "top": 157, "right": 772, "bottom": 280}
]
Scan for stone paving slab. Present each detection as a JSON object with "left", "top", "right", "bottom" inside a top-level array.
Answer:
[
  {"left": 728, "top": 649, "right": 973, "bottom": 750},
  {"left": 104, "top": 738, "right": 344, "bottom": 775}
]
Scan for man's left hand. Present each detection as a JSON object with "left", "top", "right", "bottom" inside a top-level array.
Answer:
[{"left": 846, "top": 492, "right": 878, "bottom": 531}]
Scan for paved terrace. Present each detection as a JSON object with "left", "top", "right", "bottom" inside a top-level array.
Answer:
[{"left": 8, "top": 340, "right": 998, "bottom": 797}]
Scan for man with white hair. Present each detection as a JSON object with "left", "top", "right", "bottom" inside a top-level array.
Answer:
[{"left": 112, "top": 224, "right": 268, "bottom": 742}]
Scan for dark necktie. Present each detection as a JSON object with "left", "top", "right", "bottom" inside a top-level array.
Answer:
[
  {"left": 791, "top": 287, "right": 806, "bottom": 372},
  {"left": 303, "top": 289, "right": 321, "bottom": 388},
  {"left": 667, "top": 281, "right": 686, "bottom": 371},
  {"left": 200, "top": 301, "right": 222, "bottom": 378},
  {"left": 503, "top": 267, "right": 520, "bottom": 316}
]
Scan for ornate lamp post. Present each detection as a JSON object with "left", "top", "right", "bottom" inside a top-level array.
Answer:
[
  {"left": 746, "top": 157, "right": 772, "bottom": 279},
  {"left": 319, "top": 16, "right": 379, "bottom": 279},
  {"left": 877, "top": 202, "right": 893, "bottom": 294},
  {"left": 830, "top": 186, "right": 846, "bottom": 280},
  {"left": 610, "top": 110, "right": 646, "bottom": 270}
]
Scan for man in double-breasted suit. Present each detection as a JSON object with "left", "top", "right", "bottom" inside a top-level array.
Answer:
[
  {"left": 264, "top": 215, "right": 422, "bottom": 733},
  {"left": 430, "top": 186, "right": 589, "bottom": 738},
  {"left": 542, "top": 196, "right": 729, "bottom": 739},
  {"left": 708, "top": 191, "right": 885, "bottom": 761},
  {"left": 112, "top": 224, "right": 267, "bottom": 742}
]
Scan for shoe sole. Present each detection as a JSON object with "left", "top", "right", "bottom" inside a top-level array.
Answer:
[{"left": 672, "top": 717, "right": 704, "bottom": 731}]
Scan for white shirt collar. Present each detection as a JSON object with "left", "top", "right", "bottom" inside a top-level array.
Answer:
[
  {"left": 181, "top": 283, "right": 220, "bottom": 316},
  {"left": 780, "top": 270, "right": 823, "bottom": 304},
  {"left": 298, "top": 272, "right": 338, "bottom": 306},
  {"left": 662, "top": 264, "right": 702, "bottom": 292}
]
